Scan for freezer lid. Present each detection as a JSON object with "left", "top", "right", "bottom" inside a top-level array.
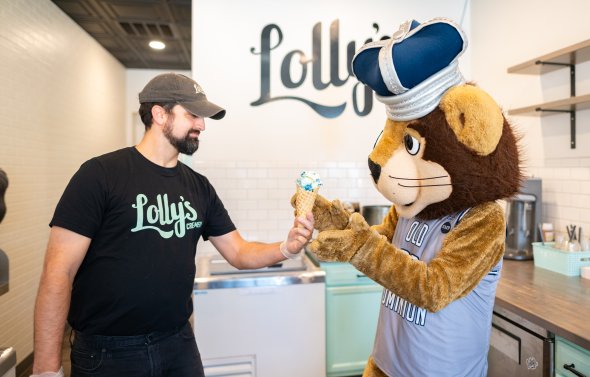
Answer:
[
  {"left": 194, "top": 254, "right": 325, "bottom": 290},
  {"left": 207, "top": 256, "right": 307, "bottom": 275}
]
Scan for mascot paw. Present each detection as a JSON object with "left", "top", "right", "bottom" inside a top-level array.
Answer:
[
  {"left": 310, "top": 213, "right": 373, "bottom": 262},
  {"left": 349, "top": 212, "right": 371, "bottom": 231},
  {"left": 310, "top": 229, "right": 357, "bottom": 262},
  {"left": 291, "top": 193, "right": 350, "bottom": 232}
]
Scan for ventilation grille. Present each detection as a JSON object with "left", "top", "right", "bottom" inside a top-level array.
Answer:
[{"left": 119, "top": 22, "right": 174, "bottom": 38}]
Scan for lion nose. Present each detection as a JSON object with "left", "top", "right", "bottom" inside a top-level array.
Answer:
[{"left": 368, "top": 158, "right": 381, "bottom": 184}]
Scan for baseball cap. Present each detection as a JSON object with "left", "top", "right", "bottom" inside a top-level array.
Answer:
[{"left": 138, "top": 73, "right": 226, "bottom": 120}]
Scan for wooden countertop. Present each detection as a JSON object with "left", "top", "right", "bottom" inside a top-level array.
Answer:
[{"left": 495, "top": 259, "right": 590, "bottom": 350}]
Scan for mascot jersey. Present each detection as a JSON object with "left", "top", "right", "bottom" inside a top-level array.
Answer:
[
  {"left": 372, "top": 209, "right": 502, "bottom": 377},
  {"left": 50, "top": 147, "right": 236, "bottom": 335}
]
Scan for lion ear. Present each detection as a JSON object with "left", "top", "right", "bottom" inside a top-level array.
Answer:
[{"left": 439, "top": 85, "right": 504, "bottom": 156}]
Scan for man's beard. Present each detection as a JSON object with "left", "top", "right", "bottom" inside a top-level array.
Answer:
[{"left": 163, "top": 117, "right": 199, "bottom": 155}]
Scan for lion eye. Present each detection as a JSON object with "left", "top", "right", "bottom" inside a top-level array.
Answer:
[{"left": 404, "top": 134, "right": 420, "bottom": 155}]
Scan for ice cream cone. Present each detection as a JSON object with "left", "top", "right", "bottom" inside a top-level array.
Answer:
[
  {"left": 295, "top": 170, "right": 322, "bottom": 228},
  {"left": 296, "top": 186, "right": 318, "bottom": 218}
]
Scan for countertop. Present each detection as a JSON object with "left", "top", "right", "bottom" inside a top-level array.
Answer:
[{"left": 496, "top": 259, "right": 590, "bottom": 350}]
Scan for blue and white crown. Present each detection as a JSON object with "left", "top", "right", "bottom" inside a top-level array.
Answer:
[{"left": 352, "top": 18, "right": 467, "bottom": 121}]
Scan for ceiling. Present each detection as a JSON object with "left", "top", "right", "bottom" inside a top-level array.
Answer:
[{"left": 51, "top": 0, "right": 191, "bottom": 70}]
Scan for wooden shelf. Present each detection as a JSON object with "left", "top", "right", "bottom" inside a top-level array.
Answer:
[
  {"left": 507, "top": 39, "right": 590, "bottom": 148},
  {"left": 508, "top": 39, "right": 590, "bottom": 75},
  {"left": 508, "top": 94, "right": 590, "bottom": 116}
]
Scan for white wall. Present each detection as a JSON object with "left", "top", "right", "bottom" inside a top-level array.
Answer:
[
  {"left": 471, "top": 0, "right": 590, "bottom": 236},
  {"left": 193, "top": 0, "right": 471, "bottom": 163},
  {"left": 0, "top": 0, "right": 126, "bottom": 365},
  {"left": 190, "top": 0, "right": 472, "bottom": 253}
]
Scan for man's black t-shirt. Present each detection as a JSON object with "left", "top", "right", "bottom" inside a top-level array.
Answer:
[{"left": 50, "top": 147, "right": 235, "bottom": 335}]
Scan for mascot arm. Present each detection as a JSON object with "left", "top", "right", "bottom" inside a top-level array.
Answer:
[
  {"left": 369, "top": 206, "right": 398, "bottom": 241},
  {"left": 291, "top": 193, "right": 350, "bottom": 232},
  {"left": 311, "top": 202, "right": 505, "bottom": 312}
]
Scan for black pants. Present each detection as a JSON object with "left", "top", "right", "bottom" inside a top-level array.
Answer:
[{"left": 70, "top": 322, "right": 205, "bottom": 377}]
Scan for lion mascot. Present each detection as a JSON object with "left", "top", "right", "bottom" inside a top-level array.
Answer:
[{"left": 304, "top": 18, "right": 522, "bottom": 377}]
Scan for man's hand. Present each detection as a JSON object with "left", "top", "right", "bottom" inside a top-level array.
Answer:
[
  {"left": 283, "top": 212, "right": 314, "bottom": 255},
  {"left": 291, "top": 193, "right": 349, "bottom": 232}
]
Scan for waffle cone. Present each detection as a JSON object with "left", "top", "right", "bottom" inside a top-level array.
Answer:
[{"left": 296, "top": 186, "right": 318, "bottom": 218}]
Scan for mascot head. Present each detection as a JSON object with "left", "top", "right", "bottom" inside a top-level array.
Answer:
[{"left": 353, "top": 18, "right": 522, "bottom": 220}]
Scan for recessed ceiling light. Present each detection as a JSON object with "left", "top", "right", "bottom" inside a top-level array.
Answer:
[{"left": 149, "top": 40, "right": 166, "bottom": 50}]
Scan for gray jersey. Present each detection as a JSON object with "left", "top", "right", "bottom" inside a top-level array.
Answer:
[{"left": 372, "top": 209, "right": 502, "bottom": 377}]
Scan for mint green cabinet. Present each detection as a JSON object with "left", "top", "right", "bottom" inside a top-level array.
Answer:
[
  {"left": 325, "top": 284, "right": 382, "bottom": 377},
  {"left": 555, "top": 336, "right": 590, "bottom": 377}
]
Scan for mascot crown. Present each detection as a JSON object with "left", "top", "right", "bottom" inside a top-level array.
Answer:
[{"left": 352, "top": 18, "right": 467, "bottom": 121}]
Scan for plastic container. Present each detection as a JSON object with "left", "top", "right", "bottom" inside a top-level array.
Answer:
[{"left": 532, "top": 242, "right": 590, "bottom": 276}]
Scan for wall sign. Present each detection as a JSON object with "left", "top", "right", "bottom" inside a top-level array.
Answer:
[
  {"left": 250, "top": 20, "right": 388, "bottom": 118},
  {"left": 193, "top": 0, "right": 469, "bottom": 162}
]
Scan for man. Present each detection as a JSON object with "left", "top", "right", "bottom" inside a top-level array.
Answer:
[{"left": 32, "top": 73, "right": 314, "bottom": 377}]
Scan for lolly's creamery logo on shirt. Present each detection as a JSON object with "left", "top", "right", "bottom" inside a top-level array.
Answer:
[{"left": 131, "top": 193, "right": 202, "bottom": 238}]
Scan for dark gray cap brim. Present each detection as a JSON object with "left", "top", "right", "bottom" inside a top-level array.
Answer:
[{"left": 181, "top": 99, "right": 226, "bottom": 120}]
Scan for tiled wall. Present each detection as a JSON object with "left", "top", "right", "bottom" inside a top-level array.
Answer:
[
  {"left": 192, "top": 158, "right": 590, "bottom": 255},
  {"left": 189, "top": 159, "right": 388, "bottom": 255},
  {"left": 0, "top": 0, "right": 126, "bottom": 365},
  {"left": 529, "top": 161, "right": 590, "bottom": 241}
]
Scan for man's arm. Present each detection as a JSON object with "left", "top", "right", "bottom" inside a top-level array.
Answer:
[
  {"left": 209, "top": 213, "right": 314, "bottom": 270},
  {"left": 33, "top": 226, "right": 90, "bottom": 374}
]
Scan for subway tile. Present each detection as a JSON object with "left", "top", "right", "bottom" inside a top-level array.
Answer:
[
  {"left": 570, "top": 167, "right": 590, "bottom": 181},
  {"left": 554, "top": 168, "right": 572, "bottom": 180},
  {"left": 571, "top": 194, "right": 590, "bottom": 209},
  {"left": 562, "top": 181, "right": 581, "bottom": 194},
  {"left": 327, "top": 169, "right": 346, "bottom": 178},
  {"left": 246, "top": 168, "right": 268, "bottom": 179},
  {"left": 0, "top": 0, "right": 127, "bottom": 364}
]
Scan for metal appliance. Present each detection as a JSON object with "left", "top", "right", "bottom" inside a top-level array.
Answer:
[
  {"left": 361, "top": 205, "right": 390, "bottom": 227},
  {"left": 0, "top": 251, "right": 7, "bottom": 296},
  {"left": 505, "top": 178, "right": 542, "bottom": 260},
  {"left": 488, "top": 306, "right": 554, "bottom": 376},
  {"left": 0, "top": 348, "right": 16, "bottom": 377},
  {"left": 0, "top": 168, "right": 8, "bottom": 295},
  {"left": 193, "top": 254, "right": 326, "bottom": 377},
  {"left": 0, "top": 170, "right": 14, "bottom": 377}
]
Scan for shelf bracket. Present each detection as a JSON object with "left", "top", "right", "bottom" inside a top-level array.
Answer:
[
  {"left": 535, "top": 108, "right": 576, "bottom": 148},
  {"left": 535, "top": 60, "right": 576, "bottom": 96},
  {"left": 534, "top": 61, "right": 576, "bottom": 148}
]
